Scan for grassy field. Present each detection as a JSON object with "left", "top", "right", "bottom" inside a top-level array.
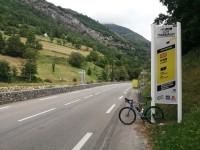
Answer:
[
  {"left": 21, "top": 36, "right": 91, "bottom": 57},
  {"left": 151, "top": 49, "right": 200, "bottom": 149},
  {"left": 0, "top": 34, "right": 99, "bottom": 86}
]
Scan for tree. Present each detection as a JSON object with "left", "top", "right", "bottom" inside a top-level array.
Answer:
[
  {"left": 52, "top": 63, "right": 55, "bottom": 73},
  {"left": 21, "top": 61, "right": 37, "bottom": 82},
  {"left": 128, "top": 68, "right": 141, "bottom": 80},
  {"left": 51, "top": 56, "right": 57, "bottom": 73},
  {"left": 0, "top": 60, "right": 12, "bottom": 82},
  {"left": 154, "top": 0, "right": 200, "bottom": 54},
  {"left": 49, "top": 35, "right": 54, "bottom": 43},
  {"left": 87, "top": 68, "right": 92, "bottom": 76},
  {"left": 102, "top": 66, "right": 110, "bottom": 81},
  {"left": 68, "top": 52, "right": 86, "bottom": 68},
  {"left": 4, "top": 27, "right": 17, "bottom": 36},
  {"left": 19, "top": 24, "right": 29, "bottom": 37},
  {"left": 6, "top": 35, "right": 26, "bottom": 57},
  {"left": 95, "top": 56, "right": 108, "bottom": 68},
  {"left": 11, "top": 66, "right": 18, "bottom": 77},
  {"left": 87, "top": 51, "right": 99, "bottom": 62},
  {"left": 116, "top": 66, "right": 129, "bottom": 81},
  {"left": 57, "top": 39, "right": 62, "bottom": 45},
  {"left": 26, "top": 32, "right": 43, "bottom": 50},
  {"left": 23, "top": 48, "right": 38, "bottom": 61},
  {"left": 0, "top": 32, "right": 6, "bottom": 53}
]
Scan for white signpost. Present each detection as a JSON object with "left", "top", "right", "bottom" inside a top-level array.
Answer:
[
  {"left": 151, "top": 22, "right": 182, "bottom": 123},
  {"left": 79, "top": 70, "right": 86, "bottom": 84}
]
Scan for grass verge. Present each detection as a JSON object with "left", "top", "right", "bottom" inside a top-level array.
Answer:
[{"left": 151, "top": 48, "right": 200, "bottom": 149}]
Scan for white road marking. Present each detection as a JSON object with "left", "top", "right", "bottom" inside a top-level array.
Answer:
[
  {"left": 124, "top": 92, "right": 127, "bottom": 94},
  {"left": 72, "top": 132, "right": 93, "bottom": 150},
  {"left": 70, "top": 91, "right": 80, "bottom": 94},
  {"left": 65, "top": 99, "right": 81, "bottom": 106},
  {"left": 95, "top": 92, "right": 101, "bottom": 95},
  {"left": 119, "top": 96, "right": 123, "bottom": 99},
  {"left": 39, "top": 96, "right": 57, "bottom": 101},
  {"left": 0, "top": 106, "right": 10, "bottom": 110},
  {"left": 106, "top": 104, "right": 116, "bottom": 114},
  {"left": 18, "top": 108, "right": 56, "bottom": 122},
  {"left": 84, "top": 95, "right": 93, "bottom": 99}
]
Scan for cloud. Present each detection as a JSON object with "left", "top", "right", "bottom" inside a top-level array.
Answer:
[{"left": 46, "top": 0, "right": 167, "bottom": 40}]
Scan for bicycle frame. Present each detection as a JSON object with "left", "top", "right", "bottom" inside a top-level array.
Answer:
[
  {"left": 128, "top": 100, "right": 147, "bottom": 120},
  {"left": 120, "top": 97, "right": 164, "bottom": 125}
]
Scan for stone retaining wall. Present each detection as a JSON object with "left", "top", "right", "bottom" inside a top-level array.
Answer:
[{"left": 0, "top": 83, "right": 108, "bottom": 105}]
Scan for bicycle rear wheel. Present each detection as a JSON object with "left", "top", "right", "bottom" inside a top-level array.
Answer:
[
  {"left": 144, "top": 106, "right": 164, "bottom": 124},
  {"left": 119, "top": 107, "right": 136, "bottom": 125}
]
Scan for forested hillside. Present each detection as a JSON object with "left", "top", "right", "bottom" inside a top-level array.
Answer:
[
  {"left": 0, "top": 0, "right": 150, "bottom": 84},
  {"left": 104, "top": 24, "right": 150, "bottom": 50}
]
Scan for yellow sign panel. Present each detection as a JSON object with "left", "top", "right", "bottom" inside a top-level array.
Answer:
[
  {"left": 157, "top": 45, "right": 176, "bottom": 84},
  {"left": 132, "top": 79, "right": 138, "bottom": 88}
]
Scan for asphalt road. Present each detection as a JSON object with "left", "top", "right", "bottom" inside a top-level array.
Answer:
[{"left": 0, "top": 83, "right": 132, "bottom": 150}]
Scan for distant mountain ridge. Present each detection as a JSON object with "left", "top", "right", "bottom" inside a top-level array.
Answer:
[
  {"left": 104, "top": 24, "right": 150, "bottom": 50},
  {"left": 0, "top": 0, "right": 150, "bottom": 76},
  {"left": 21, "top": 0, "right": 150, "bottom": 50},
  {"left": 20, "top": 0, "right": 129, "bottom": 49}
]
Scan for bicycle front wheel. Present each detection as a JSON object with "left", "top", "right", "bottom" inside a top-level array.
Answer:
[
  {"left": 144, "top": 106, "right": 164, "bottom": 124},
  {"left": 119, "top": 107, "right": 136, "bottom": 125}
]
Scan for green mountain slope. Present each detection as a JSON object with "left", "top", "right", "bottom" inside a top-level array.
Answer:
[
  {"left": 104, "top": 24, "right": 150, "bottom": 50},
  {"left": 0, "top": 0, "right": 150, "bottom": 84}
]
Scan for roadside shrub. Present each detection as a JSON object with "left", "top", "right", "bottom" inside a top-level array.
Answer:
[
  {"left": 0, "top": 60, "right": 12, "bottom": 82},
  {"left": 44, "top": 78, "right": 52, "bottom": 83},
  {"left": 21, "top": 61, "right": 37, "bottom": 82},
  {"left": 68, "top": 52, "right": 85, "bottom": 68}
]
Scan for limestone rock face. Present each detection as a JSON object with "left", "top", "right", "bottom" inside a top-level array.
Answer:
[{"left": 20, "top": 0, "right": 127, "bottom": 49}]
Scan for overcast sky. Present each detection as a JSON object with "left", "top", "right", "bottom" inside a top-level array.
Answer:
[{"left": 46, "top": 0, "right": 167, "bottom": 41}]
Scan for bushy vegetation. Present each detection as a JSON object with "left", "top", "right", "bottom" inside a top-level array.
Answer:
[
  {"left": 151, "top": 49, "right": 200, "bottom": 149},
  {"left": 105, "top": 24, "right": 150, "bottom": 50},
  {"left": 0, "top": 60, "right": 12, "bottom": 82},
  {"left": 152, "top": 109, "right": 200, "bottom": 150},
  {"left": 68, "top": 52, "right": 86, "bottom": 68},
  {"left": 154, "top": 0, "right": 200, "bottom": 54},
  {"left": 151, "top": 1, "right": 200, "bottom": 148},
  {"left": 0, "top": 0, "right": 150, "bottom": 83},
  {"left": 0, "top": 0, "right": 152, "bottom": 85}
]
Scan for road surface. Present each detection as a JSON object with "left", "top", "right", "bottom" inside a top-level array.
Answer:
[{"left": 0, "top": 83, "right": 132, "bottom": 150}]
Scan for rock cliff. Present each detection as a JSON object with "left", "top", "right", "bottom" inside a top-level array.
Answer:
[{"left": 21, "top": 0, "right": 127, "bottom": 49}]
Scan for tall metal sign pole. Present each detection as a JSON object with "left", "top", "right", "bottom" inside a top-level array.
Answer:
[
  {"left": 151, "top": 22, "right": 182, "bottom": 123},
  {"left": 177, "top": 22, "right": 182, "bottom": 123}
]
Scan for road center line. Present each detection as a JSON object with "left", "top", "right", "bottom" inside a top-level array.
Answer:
[
  {"left": 106, "top": 104, "right": 116, "bottom": 114},
  {"left": 65, "top": 99, "right": 81, "bottom": 106},
  {"left": 84, "top": 95, "right": 93, "bottom": 99},
  {"left": 39, "top": 96, "right": 57, "bottom": 101},
  {"left": 119, "top": 96, "right": 123, "bottom": 99},
  {"left": 18, "top": 108, "right": 56, "bottom": 122},
  {"left": 0, "top": 106, "right": 10, "bottom": 110},
  {"left": 72, "top": 132, "right": 93, "bottom": 150},
  {"left": 70, "top": 91, "right": 80, "bottom": 94},
  {"left": 95, "top": 92, "right": 101, "bottom": 95}
]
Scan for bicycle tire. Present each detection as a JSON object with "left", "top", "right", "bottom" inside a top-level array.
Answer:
[
  {"left": 119, "top": 107, "right": 136, "bottom": 125},
  {"left": 144, "top": 106, "right": 164, "bottom": 124}
]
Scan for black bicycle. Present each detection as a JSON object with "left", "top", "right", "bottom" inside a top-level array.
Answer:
[{"left": 119, "top": 96, "right": 164, "bottom": 125}]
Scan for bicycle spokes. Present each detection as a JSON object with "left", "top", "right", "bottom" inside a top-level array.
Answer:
[
  {"left": 144, "top": 106, "right": 164, "bottom": 124},
  {"left": 119, "top": 107, "right": 136, "bottom": 125}
]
